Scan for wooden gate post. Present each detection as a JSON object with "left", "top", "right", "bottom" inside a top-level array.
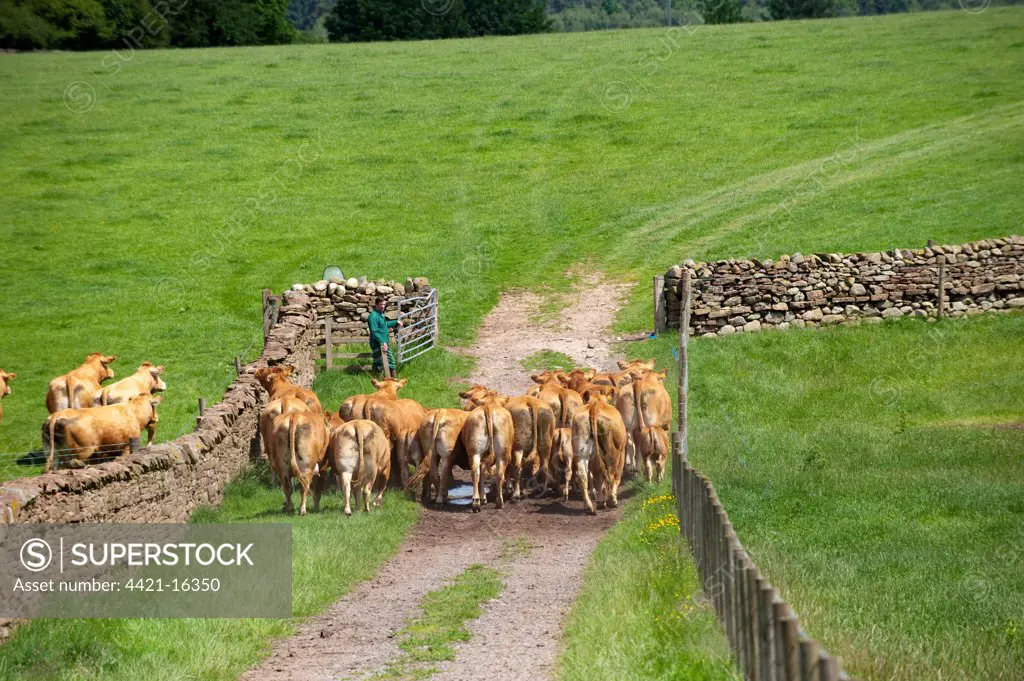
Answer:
[{"left": 654, "top": 275, "right": 666, "bottom": 333}]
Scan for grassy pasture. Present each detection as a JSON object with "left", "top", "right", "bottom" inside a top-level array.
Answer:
[
  {"left": 633, "top": 314, "right": 1024, "bottom": 681},
  {"left": 1, "top": 9, "right": 1023, "bottom": 459},
  {"left": 0, "top": 356, "right": 479, "bottom": 680}
]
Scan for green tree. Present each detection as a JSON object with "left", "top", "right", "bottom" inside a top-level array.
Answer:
[
  {"left": 699, "top": 0, "right": 743, "bottom": 22},
  {"left": 768, "top": 0, "right": 838, "bottom": 18}
]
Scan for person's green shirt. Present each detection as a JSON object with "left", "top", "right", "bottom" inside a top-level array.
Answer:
[{"left": 368, "top": 309, "right": 397, "bottom": 350}]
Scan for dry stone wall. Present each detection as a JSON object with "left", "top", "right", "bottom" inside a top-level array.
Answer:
[
  {"left": 665, "top": 236, "right": 1023, "bottom": 337},
  {"left": 0, "top": 293, "right": 319, "bottom": 524},
  {"left": 291, "top": 275, "right": 432, "bottom": 341}
]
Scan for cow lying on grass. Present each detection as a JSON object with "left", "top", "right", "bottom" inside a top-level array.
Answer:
[
  {"left": 47, "top": 353, "right": 116, "bottom": 413},
  {"left": 43, "top": 394, "right": 160, "bottom": 472},
  {"left": 0, "top": 369, "right": 14, "bottom": 422}
]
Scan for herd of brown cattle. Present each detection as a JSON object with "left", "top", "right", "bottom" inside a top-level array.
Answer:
[
  {"left": 254, "top": 358, "right": 671, "bottom": 517},
  {"left": 0, "top": 354, "right": 669, "bottom": 517},
  {"left": 0, "top": 354, "right": 166, "bottom": 472}
]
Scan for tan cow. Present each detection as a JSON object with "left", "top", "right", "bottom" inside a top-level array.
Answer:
[
  {"left": 462, "top": 404, "right": 514, "bottom": 512},
  {"left": 259, "top": 395, "right": 312, "bottom": 465},
  {"left": 95, "top": 362, "right": 167, "bottom": 441},
  {"left": 529, "top": 374, "right": 584, "bottom": 429},
  {"left": 44, "top": 394, "right": 160, "bottom": 472},
  {"left": 270, "top": 409, "right": 329, "bottom": 515},
  {"left": 525, "top": 370, "right": 568, "bottom": 398},
  {"left": 327, "top": 419, "right": 391, "bottom": 515},
  {"left": 636, "top": 426, "right": 669, "bottom": 483},
  {"left": 47, "top": 353, "right": 117, "bottom": 413},
  {"left": 339, "top": 377, "right": 407, "bottom": 420},
  {"left": 630, "top": 369, "right": 671, "bottom": 479},
  {"left": 255, "top": 365, "right": 322, "bottom": 412},
  {"left": 460, "top": 388, "right": 554, "bottom": 502},
  {"left": 563, "top": 368, "right": 596, "bottom": 394},
  {"left": 571, "top": 395, "right": 627, "bottom": 515},
  {"left": 365, "top": 393, "right": 427, "bottom": 489},
  {"left": 407, "top": 408, "right": 471, "bottom": 506},
  {"left": 0, "top": 369, "right": 15, "bottom": 422},
  {"left": 538, "top": 427, "right": 574, "bottom": 501}
]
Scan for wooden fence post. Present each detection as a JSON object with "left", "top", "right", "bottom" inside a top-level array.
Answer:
[
  {"left": 324, "top": 317, "right": 334, "bottom": 371},
  {"left": 799, "top": 638, "right": 820, "bottom": 681},
  {"left": 129, "top": 437, "right": 140, "bottom": 454},
  {"left": 774, "top": 602, "right": 798, "bottom": 681},
  {"left": 197, "top": 397, "right": 206, "bottom": 427},
  {"left": 759, "top": 582, "right": 776, "bottom": 681},
  {"left": 234, "top": 356, "right": 242, "bottom": 376},
  {"left": 937, "top": 259, "right": 946, "bottom": 319},
  {"left": 748, "top": 568, "right": 762, "bottom": 681},
  {"left": 678, "top": 269, "right": 691, "bottom": 461},
  {"left": 818, "top": 653, "right": 840, "bottom": 681},
  {"left": 654, "top": 275, "right": 666, "bottom": 333},
  {"left": 262, "top": 289, "right": 271, "bottom": 339}
]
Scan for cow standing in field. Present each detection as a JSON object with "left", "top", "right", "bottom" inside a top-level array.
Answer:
[
  {"left": 630, "top": 369, "right": 671, "bottom": 482},
  {"left": 270, "top": 409, "right": 329, "bottom": 516},
  {"left": 365, "top": 393, "right": 426, "bottom": 489},
  {"left": 46, "top": 353, "right": 116, "bottom": 413},
  {"left": 339, "top": 377, "right": 406, "bottom": 421},
  {"left": 95, "top": 362, "right": 167, "bottom": 442},
  {"left": 0, "top": 369, "right": 15, "bottom": 422},
  {"left": 462, "top": 403, "right": 514, "bottom": 512},
  {"left": 572, "top": 395, "right": 627, "bottom": 515},
  {"left": 260, "top": 396, "right": 312, "bottom": 467},
  {"left": 44, "top": 394, "right": 160, "bottom": 472},
  {"left": 461, "top": 386, "right": 555, "bottom": 502},
  {"left": 327, "top": 419, "right": 391, "bottom": 515},
  {"left": 636, "top": 426, "right": 669, "bottom": 483},
  {"left": 255, "top": 365, "right": 322, "bottom": 412},
  {"left": 529, "top": 373, "right": 584, "bottom": 429},
  {"left": 407, "top": 408, "right": 471, "bottom": 506},
  {"left": 539, "top": 427, "right": 574, "bottom": 501}
]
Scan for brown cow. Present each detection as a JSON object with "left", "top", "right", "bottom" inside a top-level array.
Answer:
[
  {"left": 259, "top": 396, "right": 312, "bottom": 466},
  {"left": 0, "top": 369, "right": 15, "bottom": 422},
  {"left": 327, "top": 419, "right": 391, "bottom": 515},
  {"left": 255, "top": 365, "right": 322, "bottom": 412},
  {"left": 96, "top": 362, "right": 166, "bottom": 405},
  {"left": 460, "top": 388, "right": 554, "bottom": 503},
  {"left": 538, "top": 427, "right": 574, "bottom": 500},
  {"left": 407, "top": 408, "right": 471, "bottom": 506},
  {"left": 462, "top": 404, "right": 514, "bottom": 512},
  {"left": 563, "top": 368, "right": 596, "bottom": 394},
  {"left": 637, "top": 425, "right": 669, "bottom": 483},
  {"left": 270, "top": 409, "right": 329, "bottom": 515},
  {"left": 632, "top": 369, "right": 671, "bottom": 434},
  {"left": 44, "top": 394, "right": 159, "bottom": 472},
  {"left": 525, "top": 370, "right": 568, "bottom": 398},
  {"left": 365, "top": 393, "right": 426, "bottom": 489},
  {"left": 47, "top": 353, "right": 116, "bottom": 413},
  {"left": 339, "top": 377, "right": 406, "bottom": 421},
  {"left": 571, "top": 395, "right": 627, "bottom": 515},
  {"left": 529, "top": 374, "right": 584, "bottom": 429}
]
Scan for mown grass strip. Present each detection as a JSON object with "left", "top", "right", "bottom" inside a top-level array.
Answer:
[
  {"left": 521, "top": 350, "right": 578, "bottom": 372},
  {"left": 374, "top": 564, "right": 504, "bottom": 681},
  {"left": 557, "top": 482, "right": 740, "bottom": 681}
]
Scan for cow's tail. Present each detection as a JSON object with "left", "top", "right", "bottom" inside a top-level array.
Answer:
[
  {"left": 589, "top": 408, "right": 607, "bottom": 480},
  {"left": 558, "top": 393, "right": 568, "bottom": 428},
  {"left": 486, "top": 405, "right": 496, "bottom": 468},
  {"left": 529, "top": 399, "right": 541, "bottom": 474},
  {"left": 288, "top": 416, "right": 301, "bottom": 479},
  {"left": 633, "top": 381, "right": 646, "bottom": 431},
  {"left": 45, "top": 416, "right": 58, "bottom": 473},
  {"left": 354, "top": 424, "right": 368, "bottom": 488},
  {"left": 406, "top": 414, "right": 440, "bottom": 490}
]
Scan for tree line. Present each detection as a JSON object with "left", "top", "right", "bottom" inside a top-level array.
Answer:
[{"left": 1, "top": 0, "right": 1016, "bottom": 50}]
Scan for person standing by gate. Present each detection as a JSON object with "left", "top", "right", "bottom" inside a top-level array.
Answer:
[{"left": 368, "top": 297, "right": 402, "bottom": 375}]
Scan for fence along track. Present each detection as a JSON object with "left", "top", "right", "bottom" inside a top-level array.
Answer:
[{"left": 670, "top": 269, "right": 856, "bottom": 681}]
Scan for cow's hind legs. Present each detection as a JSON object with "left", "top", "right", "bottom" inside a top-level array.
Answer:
[
  {"left": 471, "top": 452, "right": 482, "bottom": 513},
  {"left": 298, "top": 478, "right": 311, "bottom": 516},
  {"left": 576, "top": 458, "right": 595, "bottom": 515},
  {"left": 341, "top": 471, "right": 353, "bottom": 516},
  {"left": 280, "top": 474, "right": 294, "bottom": 514}
]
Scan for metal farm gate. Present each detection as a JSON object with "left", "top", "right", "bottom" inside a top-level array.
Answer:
[
  {"left": 394, "top": 287, "right": 438, "bottom": 363},
  {"left": 311, "top": 288, "right": 438, "bottom": 371}
]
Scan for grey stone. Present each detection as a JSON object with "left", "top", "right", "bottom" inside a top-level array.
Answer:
[
  {"left": 849, "top": 283, "right": 867, "bottom": 296},
  {"left": 743, "top": 320, "right": 762, "bottom": 333},
  {"left": 882, "top": 307, "right": 903, "bottom": 319},
  {"left": 719, "top": 325, "right": 736, "bottom": 336}
]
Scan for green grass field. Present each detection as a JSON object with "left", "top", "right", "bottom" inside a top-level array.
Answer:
[
  {"left": 635, "top": 314, "right": 1024, "bottom": 681},
  {"left": 1, "top": 8, "right": 1023, "bottom": 459}
]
